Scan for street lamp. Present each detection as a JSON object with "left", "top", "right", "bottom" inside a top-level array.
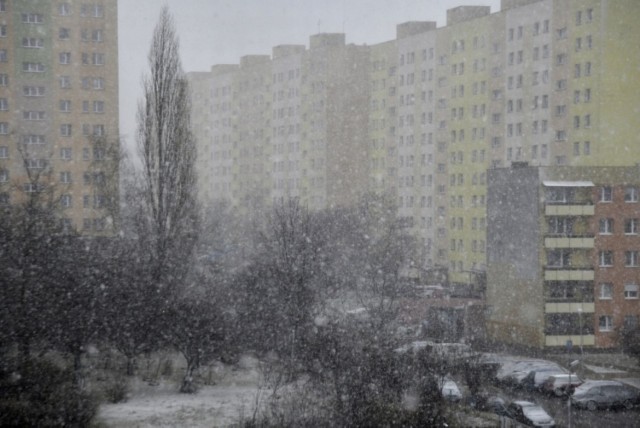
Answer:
[{"left": 567, "top": 359, "right": 580, "bottom": 428}]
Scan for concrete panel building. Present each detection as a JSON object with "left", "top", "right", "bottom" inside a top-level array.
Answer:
[
  {"left": 187, "top": 0, "right": 640, "bottom": 309},
  {"left": 0, "top": 0, "right": 119, "bottom": 234}
]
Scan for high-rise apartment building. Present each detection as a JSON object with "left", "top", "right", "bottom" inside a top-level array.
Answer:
[
  {"left": 488, "top": 165, "right": 640, "bottom": 349},
  {"left": 0, "top": 0, "right": 119, "bottom": 233},
  {"left": 188, "top": 0, "right": 640, "bottom": 290}
]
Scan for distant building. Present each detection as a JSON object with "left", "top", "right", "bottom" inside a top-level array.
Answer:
[
  {"left": 187, "top": 0, "right": 640, "bottom": 293},
  {"left": 0, "top": 0, "right": 119, "bottom": 234},
  {"left": 487, "top": 165, "right": 640, "bottom": 349}
]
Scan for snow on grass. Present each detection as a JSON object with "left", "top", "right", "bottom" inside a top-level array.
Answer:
[{"left": 95, "top": 355, "right": 262, "bottom": 428}]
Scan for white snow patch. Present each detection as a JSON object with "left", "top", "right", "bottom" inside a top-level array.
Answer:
[{"left": 96, "top": 361, "right": 262, "bottom": 427}]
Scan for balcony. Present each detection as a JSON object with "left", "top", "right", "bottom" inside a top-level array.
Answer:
[
  {"left": 545, "top": 334, "right": 595, "bottom": 347},
  {"left": 545, "top": 302, "right": 594, "bottom": 313},
  {"left": 544, "top": 236, "right": 594, "bottom": 248},
  {"left": 545, "top": 204, "right": 595, "bottom": 216},
  {"left": 544, "top": 269, "right": 594, "bottom": 281}
]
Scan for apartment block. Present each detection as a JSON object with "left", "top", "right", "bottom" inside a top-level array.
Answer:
[
  {"left": 0, "top": 0, "right": 119, "bottom": 233},
  {"left": 188, "top": 0, "right": 640, "bottom": 295},
  {"left": 487, "top": 165, "right": 640, "bottom": 349}
]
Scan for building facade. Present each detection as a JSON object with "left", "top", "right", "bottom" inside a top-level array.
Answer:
[
  {"left": 487, "top": 165, "right": 640, "bottom": 349},
  {"left": 188, "top": 0, "right": 640, "bottom": 299},
  {"left": 0, "top": 0, "right": 119, "bottom": 233}
]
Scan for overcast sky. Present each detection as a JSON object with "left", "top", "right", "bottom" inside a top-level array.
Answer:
[{"left": 118, "top": 0, "right": 501, "bottom": 150}]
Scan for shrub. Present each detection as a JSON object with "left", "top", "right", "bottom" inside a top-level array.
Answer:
[
  {"left": 103, "top": 374, "right": 130, "bottom": 403},
  {"left": 0, "top": 357, "right": 99, "bottom": 427}
]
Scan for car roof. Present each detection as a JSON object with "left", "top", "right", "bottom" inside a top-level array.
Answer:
[{"left": 511, "top": 400, "right": 536, "bottom": 407}]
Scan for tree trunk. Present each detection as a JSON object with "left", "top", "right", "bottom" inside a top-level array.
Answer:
[{"left": 180, "top": 361, "right": 198, "bottom": 393}]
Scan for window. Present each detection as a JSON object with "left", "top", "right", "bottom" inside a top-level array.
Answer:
[
  {"left": 599, "top": 315, "right": 613, "bottom": 332},
  {"left": 60, "top": 100, "right": 71, "bottom": 112},
  {"left": 93, "top": 101, "right": 104, "bottom": 113},
  {"left": 60, "top": 171, "right": 72, "bottom": 184},
  {"left": 60, "top": 194, "right": 72, "bottom": 208},
  {"left": 600, "top": 186, "right": 612, "bottom": 202},
  {"left": 625, "top": 315, "right": 639, "bottom": 330},
  {"left": 83, "top": 148, "right": 90, "bottom": 160},
  {"left": 24, "top": 183, "right": 45, "bottom": 193},
  {"left": 599, "top": 250, "right": 613, "bottom": 267},
  {"left": 625, "top": 186, "right": 639, "bottom": 202},
  {"left": 60, "top": 76, "right": 71, "bottom": 88},
  {"left": 94, "top": 148, "right": 105, "bottom": 160},
  {"left": 584, "top": 141, "right": 591, "bottom": 155},
  {"left": 22, "top": 38, "right": 44, "bottom": 49},
  {"left": 626, "top": 251, "right": 639, "bottom": 267},
  {"left": 60, "top": 147, "right": 72, "bottom": 160},
  {"left": 23, "top": 86, "right": 45, "bottom": 97},
  {"left": 557, "top": 27, "right": 567, "bottom": 40},
  {"left": 0, "top": 25, "right": 5, "bottom": 37},
  {"left": 92, "top": 52, "right": 104, "bottom": 65},
  {"left": 59, "top": 28, "right": 70, "bottom": 39},
  {"left": 22, "top": 13, "right": 44, "bottom": 23},
  {"left": 599, "top": 283, "right": 613, "bottom": 299},
  {"left": 547, "top": 249, "right": 571, "bottom": 267},
  {"left": 23, "top": 62, "right": 45, "bottom": 72},
  {"left": 23, "top": 135, "right": 46, "bottom": 145},
  {"left": 59, "top": 52, "right": 71, "bottom": 64},
  {"left": 0, "top": 74, "right": 7, "bottom": 86},
  {"left": 625, "top": 284, "right": 639, "bottom": 299},
  {"left": 93, "top": 124, "right": 105, "bottom": 136},
  {"left": 599, "top": 218, "right": 614, "bottom": 234},
  {"left": 0, "top": 98, "right": 7, "bottom": 111},
  {"left": 23, "top": 111, "right": 45, "bottom": 120},
  {"left": 0, "top": 169, "right": 7, "bottom": 182},
  {"left": 82, "top": 3, "right": 104, "bottom": 18},
  {"left": 0, "top": 146, "right": 7, "bottom": 158},
  {"left": 59, "top": 2, "right": 72, "bottom": 15},
  {"left": 93, "top": 77, "right": 105, "bottom": 90},
  {"left": 0, "top": 0, "right": 5, "bottom": 12},
  {"left": 25, "top": 159, "right": 47, "bottom": 169},
  {"left": 625, "top": 219, "right": 638, "bottom": 235},
  {"left": 60, "top": 124, "right": 72, "bottom": 137},
  {"left": 92, "top": 29, "right": 103, "bottom": 42},
  {"left": 0, "top": 122, "right": 7, "bottom": 134}
]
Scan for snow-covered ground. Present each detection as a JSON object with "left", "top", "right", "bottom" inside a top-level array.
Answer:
[{"left": 95, "top": 356, "right": 263, "bottom": 428}]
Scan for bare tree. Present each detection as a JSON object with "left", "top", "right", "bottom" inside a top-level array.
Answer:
[{"left": 136, "top": 6, "right": 198, "bottom": 291}]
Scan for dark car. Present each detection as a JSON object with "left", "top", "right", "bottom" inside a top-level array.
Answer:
[
  {"left": 520, "top": 368, "right": 568, "bottom": 391},
  {"left": 571, "top": 380, "right": 640, "bottom": 410},
  {"left": 541, "top": 373, "right": 583, "bottom": 396},
  {"left": 506, "top": 400, "right": 556, "bottom": 427}
]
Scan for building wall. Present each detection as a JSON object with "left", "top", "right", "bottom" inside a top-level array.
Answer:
[
  {"left": 187, "top": 0, "right": 640, "bottom": 289},
  {"left": 487, "top": 165, "right": 640, "bottom": 348},
  {"left": 0, "top": 0, "right": 119, "bottom": 234},
  {"left": 487, "top": 166, "right": 545, "bottom": 347}
]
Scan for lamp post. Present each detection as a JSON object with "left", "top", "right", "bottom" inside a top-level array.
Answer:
[{"left": 567, "top": 359, "right": 580, "bottom": 428}]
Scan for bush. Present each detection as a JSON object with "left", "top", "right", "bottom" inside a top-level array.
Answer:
[
  {"left": 103, "top": 374, "right": 130, "bottom": 403},
  {"left": 0, "top": 357, "right": 99, "bottom": 427}
]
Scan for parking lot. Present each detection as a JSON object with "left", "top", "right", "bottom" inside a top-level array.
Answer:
[{"left": 482, "top": 353, "right": 640, "bottom": 427}]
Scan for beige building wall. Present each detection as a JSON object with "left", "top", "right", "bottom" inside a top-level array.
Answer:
[{"left": 0, "top": 0, "right": 119, "bottom": 234}]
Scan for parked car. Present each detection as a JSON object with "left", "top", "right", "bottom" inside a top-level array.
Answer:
[
  {"left": 441, "top": 379, "right": 462, "bottom": 402},
  {"left": 506, "top": 400, "right": 556, "bottom": 427},
  {"left": 520, "top": 367, "right": 568, "bottom": 391},
  {"left": 486, "top": 396, "right": 509, "bottom": 416},
  {"left": 499, "top": 360, "right": 564, "bottom": 387},
  {"left": 541, "top": 373, "right": 583, "bottom": 396},
  {"left": 571, "top": 380, "right": 640, "bottom": 410}
]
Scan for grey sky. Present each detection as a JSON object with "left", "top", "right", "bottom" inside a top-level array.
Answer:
[{"left": 118, "top": 0, "right": 501, "bottom": 150}]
